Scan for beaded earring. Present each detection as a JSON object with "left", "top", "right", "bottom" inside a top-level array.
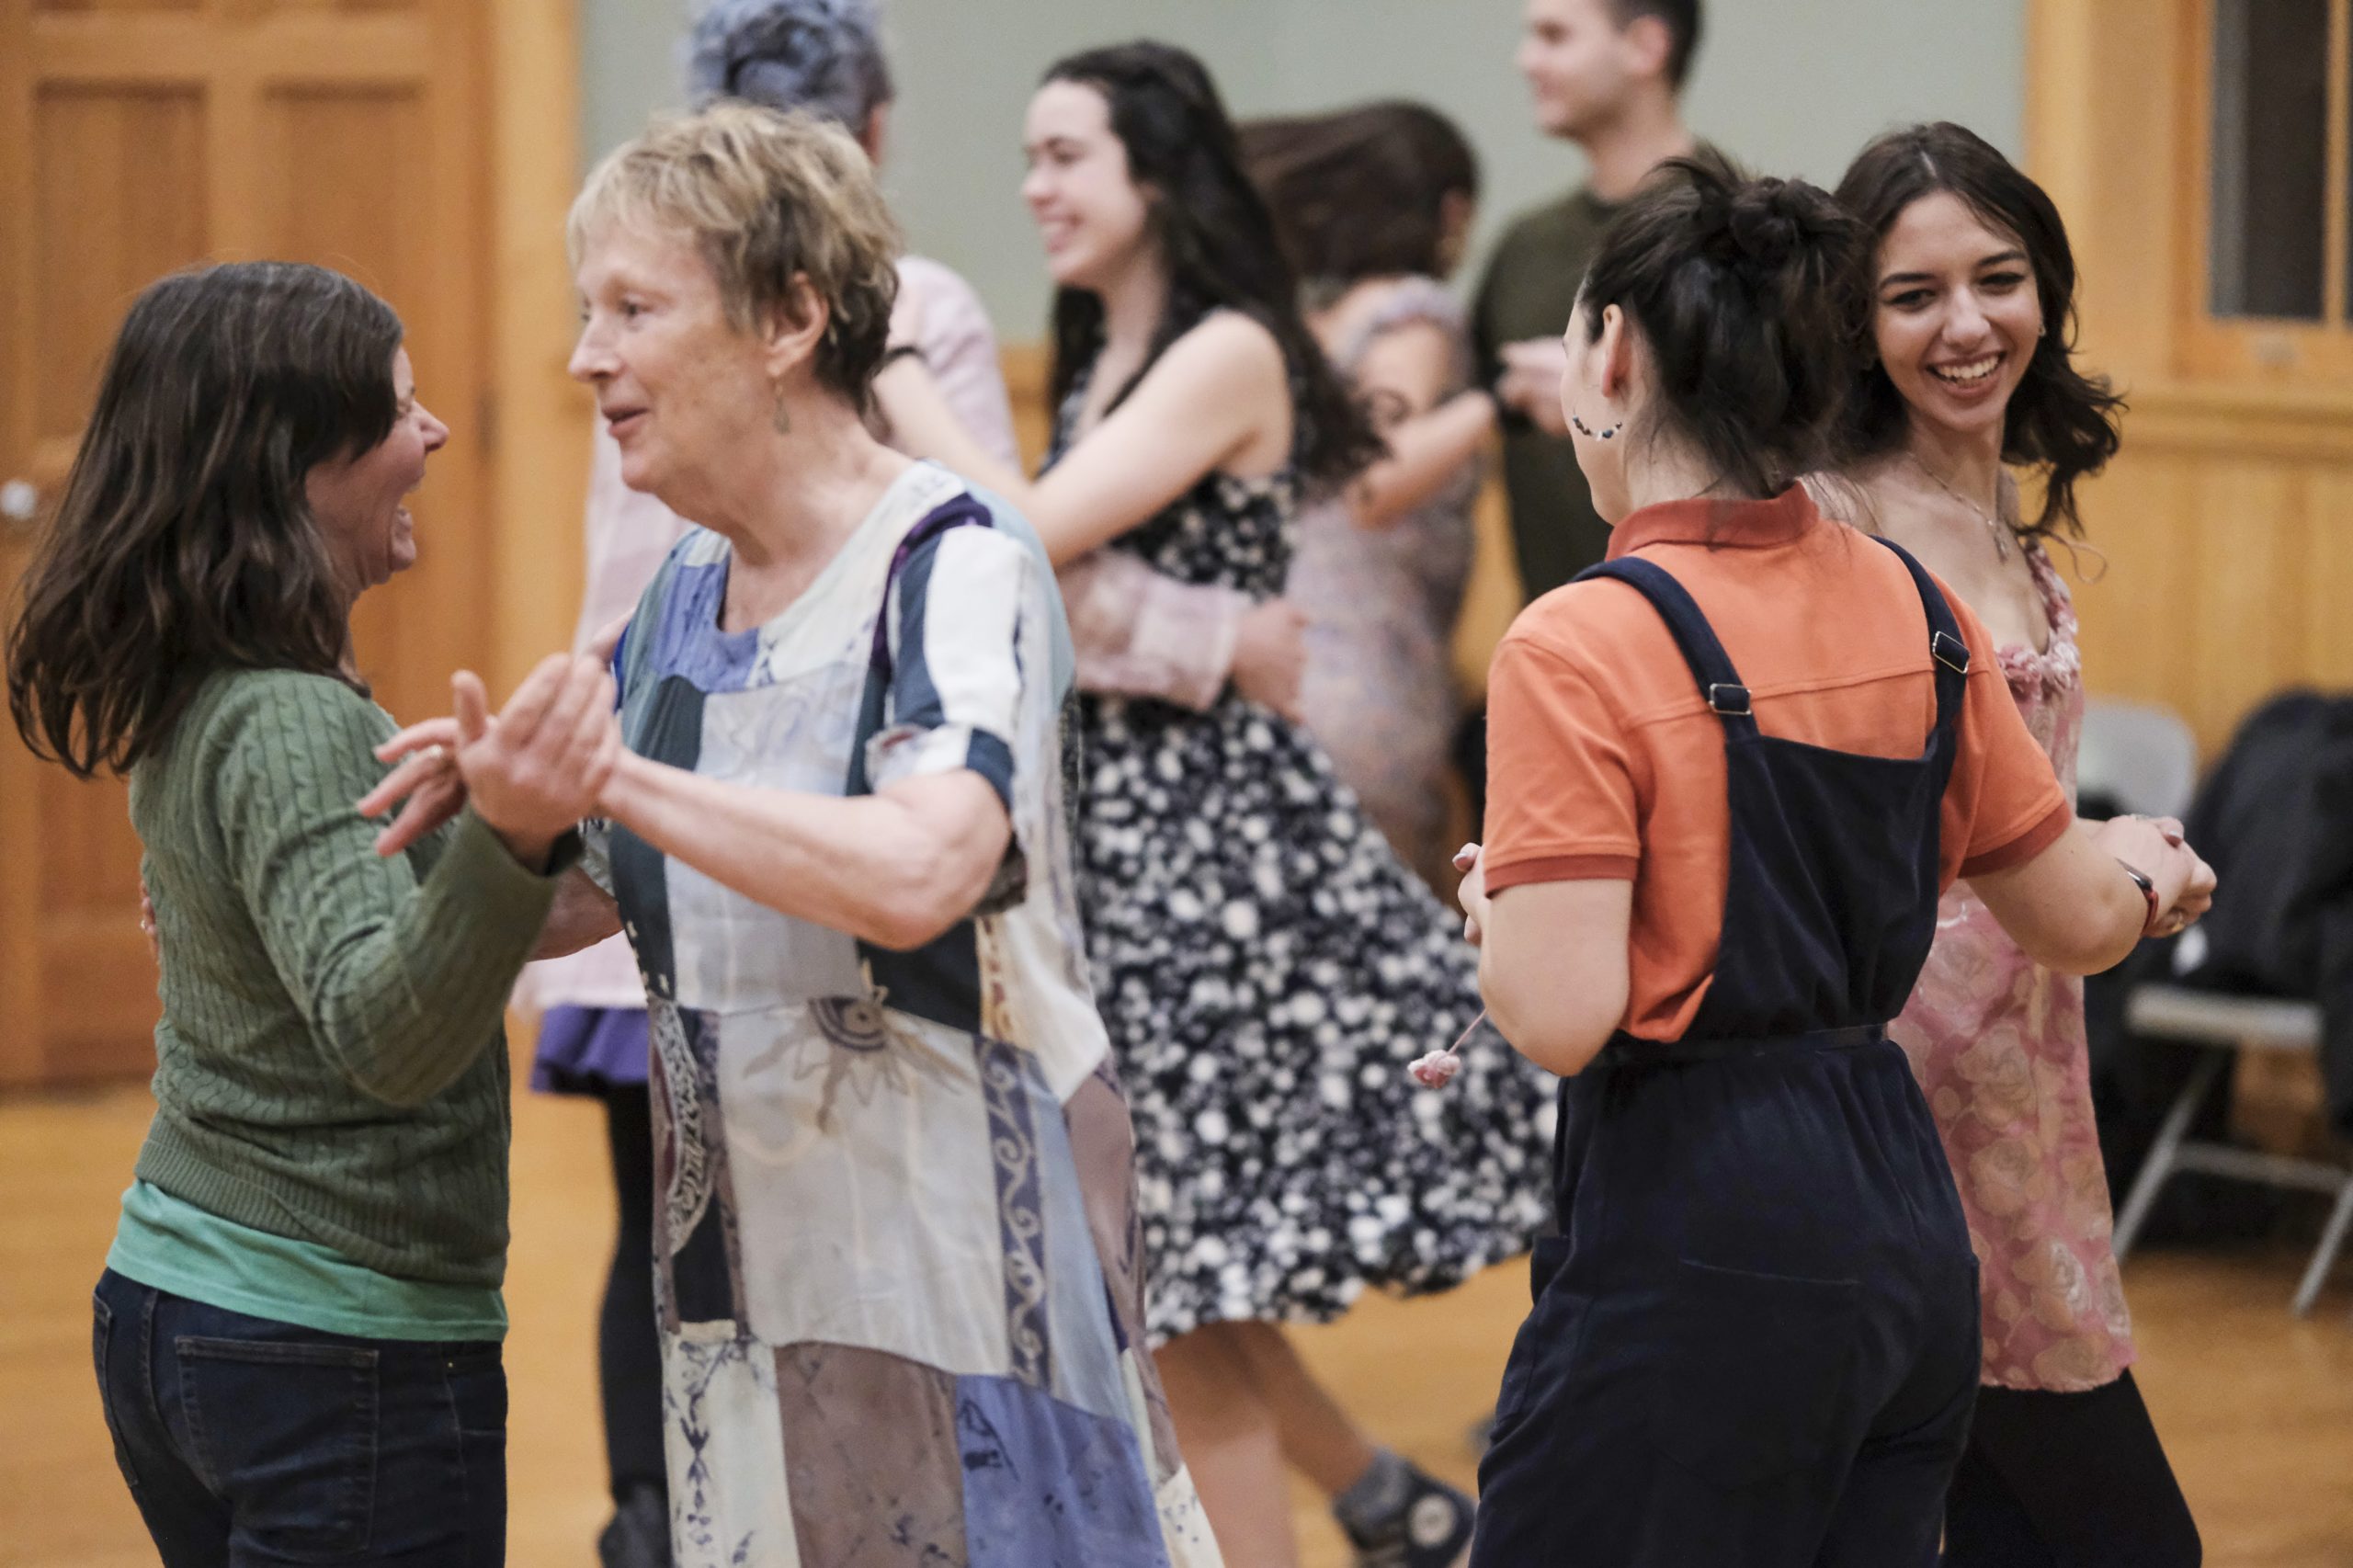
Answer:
[{"left": 1569, "top": 411, "right": 1622, "bottom": 440}]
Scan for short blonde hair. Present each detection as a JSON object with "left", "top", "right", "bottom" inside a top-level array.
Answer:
[{"left": 570, "top": 102, "right": 900, "bottom": 404}]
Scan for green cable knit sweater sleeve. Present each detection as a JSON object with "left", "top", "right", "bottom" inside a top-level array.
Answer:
[{"left": 208, "top": 672, "right": 561, "bottom": 1108}]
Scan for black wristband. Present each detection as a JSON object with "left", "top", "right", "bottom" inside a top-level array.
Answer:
[{"left": 2116, "top": 858, "right": 2162, "bottom": 936}]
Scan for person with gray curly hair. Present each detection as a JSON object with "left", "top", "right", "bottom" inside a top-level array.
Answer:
[{"left": 686, "top": 0, "right": 893, "bottom": 134}]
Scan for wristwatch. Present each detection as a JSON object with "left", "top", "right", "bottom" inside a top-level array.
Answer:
[{"left": 2116, "top": 859, "right": 2162, "bottom": 936}]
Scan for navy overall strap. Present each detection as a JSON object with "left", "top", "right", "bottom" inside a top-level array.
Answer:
[
  {"left": 1867, "top": 536, "right": 1971, "bottom": 742},
  {"left": 1574, "top": 557, "right": 1759, "bottom": 736}
]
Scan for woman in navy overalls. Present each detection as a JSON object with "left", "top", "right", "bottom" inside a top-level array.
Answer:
[{"left": 1458, "top": 156, "right": 2214, "bottom": 1566}]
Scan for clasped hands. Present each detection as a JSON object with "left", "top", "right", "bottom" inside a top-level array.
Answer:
[
  {"left": 2088, "top": 812, "right": 2216, "bottom": 939},
  {"left": 356, "top": 653, "right": 620, "bottom": 869}
]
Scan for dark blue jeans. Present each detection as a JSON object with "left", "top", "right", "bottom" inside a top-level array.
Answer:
[{"left": 92, "top": 1268, "right": 506, "bottom": 1567}]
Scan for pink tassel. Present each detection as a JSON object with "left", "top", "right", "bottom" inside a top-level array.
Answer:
[
  {"left": 1407, "top": 1010, "right": 1490, "bottom": 1089},
  {"left": 1409, "top": 1049, "right": 1461, "bottom": 1088}
]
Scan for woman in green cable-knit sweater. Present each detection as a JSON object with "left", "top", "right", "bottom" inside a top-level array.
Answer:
[{"left": 5, "top": 261, "right": 624, "bottom": 1568}]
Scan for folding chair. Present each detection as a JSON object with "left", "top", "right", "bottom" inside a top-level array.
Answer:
[{"left": 2112, "top": 984, "right": 2353, "bottom": 1315}]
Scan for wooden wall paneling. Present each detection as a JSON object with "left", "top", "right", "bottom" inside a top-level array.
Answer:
[
  {"left": 488, "top": 0, "right": 595, "bottom": 697},
  {"left": 2028, "top": 0, "right": 2187, "bottom": 388},
  {"left": 1, "top": 0, "right": 44, "bottom": 1086},
  {"left": 2065, "top": 451, "right": 2202, "bottom": 715},
  {"left": 2185, "top": 458, "right": 2309, "bottom": 749},
  {"left": 2034, "top": 0, "right": 2353, "bottom": 763},
  {"left": 33, "top": 0, "right": 199, "bottom": 11},
  {"left": 2304, "top": 469, "right": 2353, "bottom": 689}
]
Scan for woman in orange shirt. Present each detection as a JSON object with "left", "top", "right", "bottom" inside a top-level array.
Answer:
[{"left": 1457, "top": 154, "right": 2214, "bottom": 1566}]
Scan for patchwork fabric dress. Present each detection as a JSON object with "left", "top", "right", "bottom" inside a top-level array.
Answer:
[{"left": 598, "top": 461, "right": 1219, "bottom": 1568}]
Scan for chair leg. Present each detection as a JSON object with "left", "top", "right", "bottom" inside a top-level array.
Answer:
[
  {"left": 2112, "top": 1048, "right": 2229, "bottom": 1264},
  {"left": 2293, "top": 1176, "right": 2353, "bottom": 1317}
]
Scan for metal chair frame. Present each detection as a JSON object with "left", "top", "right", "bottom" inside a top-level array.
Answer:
[{"left": 2111, "top": 984, "right": 2353, "bottom": 1315}]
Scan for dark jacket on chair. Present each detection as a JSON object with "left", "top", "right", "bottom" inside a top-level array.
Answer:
[{"left": 2158, "top": 690, "right": 2353, "bottom": 1136}]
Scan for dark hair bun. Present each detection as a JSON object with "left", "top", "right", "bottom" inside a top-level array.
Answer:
[
  {"left": 1576, "top": 151, "right": 1870, "bottom": 500},
  {"left": 1691, "top": 169, "right": 1844, "bottom": 279}
]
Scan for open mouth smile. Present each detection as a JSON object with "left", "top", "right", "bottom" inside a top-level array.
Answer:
[{"left": 1927, "top": 353, "right": 2003, "bottom": 389}]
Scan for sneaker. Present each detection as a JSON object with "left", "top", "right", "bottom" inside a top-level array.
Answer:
[
  {"left": 597, "top": 1483, "right": 673, "bottom": 1568},
  {"left": 1341, "top": 1464, "right": 1475, "bottom": 1568}
]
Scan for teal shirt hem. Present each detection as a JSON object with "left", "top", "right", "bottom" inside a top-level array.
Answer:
[{"left": 108, "top": 1181, "right": 507, "bottom": 1344}]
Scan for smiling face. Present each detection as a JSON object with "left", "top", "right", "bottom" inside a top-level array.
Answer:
[
  {"left": 569, "top": 222, "right": 778, "bottom": 504},
  {"left": 1021, "top": 79, "right": 1154, "bottom": 291},
  {"left": 1518, "top": 0, "right": 1642, "bottom": 142},
  {"left": 303, "top": 345, "right": 447, "bottom": 595},
  {"left": 1870, "top": 189, "right": 2045, "bottom": 446}
]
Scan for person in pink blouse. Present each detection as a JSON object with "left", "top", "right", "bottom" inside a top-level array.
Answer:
[{"left": 1824, "top": 123, "right": 2201, "bottom": 1568}]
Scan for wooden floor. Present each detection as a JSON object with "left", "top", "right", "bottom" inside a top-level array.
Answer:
[{"left": 6, "top": 1069, "right": 2350, "bottom": 1568}]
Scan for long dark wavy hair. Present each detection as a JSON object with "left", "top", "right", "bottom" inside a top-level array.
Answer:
[
  {"left": 6, "top": 261, "right": 402, "bottom": 778},
  {"left": 1578, "top": 151, "right": 1869, "bottom": 504},
  {"left": 1039, "top": 41, "right": 1381, "bottom": 492},
  {"left": 1239, "top": 100, "right": 1480, "bottom": 288},
  {"left": 1835, "top": 122, "right": 2123, "bottom": 540}
]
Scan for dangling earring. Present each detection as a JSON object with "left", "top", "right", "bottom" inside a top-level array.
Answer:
[
  {"left": 1570, "top": 411, "right": 1622, "bottom": 440},
  {"left": 771, "top": 381, "right": 791, "bottom": 434}
]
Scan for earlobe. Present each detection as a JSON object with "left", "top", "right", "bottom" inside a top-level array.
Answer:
[{"left": 763, "top": 273, "right": 830, "bottom": 381}]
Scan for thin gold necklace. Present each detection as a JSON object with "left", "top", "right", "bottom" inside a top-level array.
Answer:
[{"left": 1909, "top": 451, "right": 2011, "bottom": 562}]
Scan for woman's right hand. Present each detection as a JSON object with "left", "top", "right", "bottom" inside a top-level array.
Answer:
[
  {"left": 1230, "top": 599, "right": 1308, "bottom": 721},
  {"left": 2095, "top": 814, "right": 2217, "bottom": 937}
]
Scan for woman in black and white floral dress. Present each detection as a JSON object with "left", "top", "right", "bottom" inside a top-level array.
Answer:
[
  {"left": 880, "top": 41, "right": 1551, "bottom": 1568},
  {"left": 1052, "top": 411, "right": 1551, "bottom": 1344}
]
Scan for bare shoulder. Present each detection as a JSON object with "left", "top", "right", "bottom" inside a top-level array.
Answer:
[
  {"left": 1825, "top": 464, "right": 1956, "bottom": 562},
  {"left": 1161, "top": 309, "right": 1286, "bottom": 385}
]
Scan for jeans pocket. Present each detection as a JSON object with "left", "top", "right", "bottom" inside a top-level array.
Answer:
[
  {"left": 1641, "top": 1258, "right": 1860, "bottom": 1490},
  {"left": 440, "top": 1342, "right": 507, "bottom": 1439},
  {"left": 178, "top": 1335, "right": 380, "bottom": 1562}
]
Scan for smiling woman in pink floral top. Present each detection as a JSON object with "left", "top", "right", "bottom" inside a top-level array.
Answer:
[{"left": 1825, "top": 123, "right": 2203, "bottom": 1568}]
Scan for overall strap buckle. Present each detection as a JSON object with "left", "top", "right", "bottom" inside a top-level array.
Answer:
[
  {"left": 1931, "top": 631, "right": 1971, "bottom": 675},
  {"left": 1707, "top": 682, "right": 1752, "bottom": 716}
]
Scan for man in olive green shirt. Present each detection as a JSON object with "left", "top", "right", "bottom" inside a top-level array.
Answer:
[{"left": 1474, "top": 0, "right": 1706, "bottom": 601}]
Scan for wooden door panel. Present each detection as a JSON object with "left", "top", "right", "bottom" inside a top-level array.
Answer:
[
  {"left": 0, "top": 0, "right": 492, "bottom": 1087},
  {"left": 255, "top": 80, "right": 475, "bottom": 722},
  {"left": 14, "top": 80, "right": 210, "bottom": 1080},
  {"left": 33, "top": 85, "right": 207, "bottom": 449},
  {"left": 35, "top": 1, "right": 199, "bottom": 12}
]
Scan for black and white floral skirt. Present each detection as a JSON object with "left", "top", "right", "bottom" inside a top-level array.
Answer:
[{"left": 1075, "top": 689, "right": 1557, "bottom": 1342}]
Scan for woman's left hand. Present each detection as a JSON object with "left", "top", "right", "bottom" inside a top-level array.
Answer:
[
  {"left": 1455, "top": 841, "right": 1490, "bottom": 946},
  {"left": 360, "top": 715, "right": 468, "bottom": 858}
]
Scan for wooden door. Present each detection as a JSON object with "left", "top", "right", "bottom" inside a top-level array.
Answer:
[{"left": 0, "top": 0, "right": 494, "bottom": 1087}]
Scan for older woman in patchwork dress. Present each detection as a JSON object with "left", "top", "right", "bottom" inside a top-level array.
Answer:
[{"left": 488, "top": 103, "right": 1214, "bottom": 1567}]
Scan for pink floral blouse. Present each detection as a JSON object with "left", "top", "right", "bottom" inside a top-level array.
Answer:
[{"left": 1888, "top": 544, "right": 2135, "bottom": 1392}]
